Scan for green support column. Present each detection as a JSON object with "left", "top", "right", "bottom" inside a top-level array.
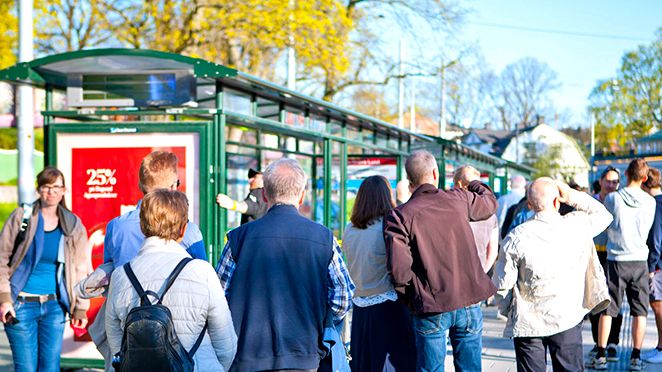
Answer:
[
  {"left": 396, "top": 155, "right": 403, "bottom": 182},
  {"left": 323, "top": 139, "right": 332, "bottom": 228},
  {"left": 438, "top": 144, "right": 446, "bottom": 189},
  {"left": 339, "top": 142, "right": 347, "bottom": 238},
  {"left": 214, "top": 82, "right": 227, "bottom": 264}
]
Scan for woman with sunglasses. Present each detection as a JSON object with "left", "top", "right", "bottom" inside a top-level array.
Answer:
[{"left": 0, "top": 166, "right": 90, "bottom": 371}]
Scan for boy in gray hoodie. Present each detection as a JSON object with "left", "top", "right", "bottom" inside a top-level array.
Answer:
[{"left": 590, "top": 159, "right": 655, "bottom": 371}]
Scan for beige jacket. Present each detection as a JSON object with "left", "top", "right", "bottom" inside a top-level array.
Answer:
[
  {"left": 0, "top": 201, "right": 91, "bottom": 320},
  {"left": 493, "top": 189, "right": 613, "bottom": 338}
]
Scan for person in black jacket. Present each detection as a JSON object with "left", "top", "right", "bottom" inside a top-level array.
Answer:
[{"left": 216, "top": 168, "right": 268, "bottom": 224}]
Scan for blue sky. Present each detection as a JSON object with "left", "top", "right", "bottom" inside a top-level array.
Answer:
[{"left": 461, "top": 0, "right": 662, "bottom": 127}]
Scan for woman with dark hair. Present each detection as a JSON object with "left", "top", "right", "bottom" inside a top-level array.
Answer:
[
  {"left": 342, "top": 175, "right": 416, "bottom": 371},
  {"left": 0, "top": 166, "right": 90, "bottom": 371}
]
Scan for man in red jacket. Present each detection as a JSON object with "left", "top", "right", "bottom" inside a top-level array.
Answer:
[{"left": 384, "top": 150, "right": 497, "bottom": 371}]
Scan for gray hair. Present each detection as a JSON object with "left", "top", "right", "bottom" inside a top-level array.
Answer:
[
  {"left": 263, "top": 158, "right": 307, "bottom": 205},
  {"left": 453, "top": 165, "right": 480, "bottom": 187},
  {"left": 405, "top": 150, "right": 438, "bottom": 187}
]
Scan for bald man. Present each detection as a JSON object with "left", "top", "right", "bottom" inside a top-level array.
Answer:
[
  {"left": 493, "top": 178, "right": 613, "bottom": 372},
  {"left": 454, "top": 166, "right": 498, "bottom": 272}
]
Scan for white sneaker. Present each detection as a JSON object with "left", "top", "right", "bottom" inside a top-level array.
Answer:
[{"left": 644, "top": 348, "right": 662, "bottom": 363}]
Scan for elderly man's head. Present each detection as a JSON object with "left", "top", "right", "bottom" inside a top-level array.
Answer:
[
  {"left": 453, "top": 165, "right": 481, "bottom": 189},
  {"left": 263, "top": 158, "right": 307, "bottom": 207},
  {"left": 510, "top": 175, "right": 526, "bottom": 191},
  {"left": 527, "top": 177, "right": 561, "bottom": 213},
  {"left": 405, "top": 150, "right": 438, "bottom": 189}
]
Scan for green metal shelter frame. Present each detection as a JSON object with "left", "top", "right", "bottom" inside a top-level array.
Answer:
[{"left": 1, "top": 48, "right": 533, "bottom": 367}]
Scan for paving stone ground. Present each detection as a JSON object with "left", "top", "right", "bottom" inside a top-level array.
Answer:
[{"left": 0, "top": 305, "right": 659, "bottom": 371}]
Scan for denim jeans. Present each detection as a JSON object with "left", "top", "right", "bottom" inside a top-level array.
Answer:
[
  {"left": 4, "top": 299, "right": 66, "bottom": 372},
  {"left": 412, "top": 303, "right": 483, "bottom": 372}
]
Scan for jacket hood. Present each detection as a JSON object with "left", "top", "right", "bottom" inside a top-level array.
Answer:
[{"left": 616, "top": 187, "right": 646, "bottom": 208}]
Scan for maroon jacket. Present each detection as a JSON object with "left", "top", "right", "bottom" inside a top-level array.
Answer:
[{"left": 384, "top": 181, "right": 498, "bottom": 314}]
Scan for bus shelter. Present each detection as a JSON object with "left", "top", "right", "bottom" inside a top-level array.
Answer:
[{"left": 1, "top": 48, "right": 432, "bottom": 367}]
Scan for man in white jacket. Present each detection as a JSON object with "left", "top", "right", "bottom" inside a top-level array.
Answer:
[
  {"left": 493, "top": 178, "right": 613, "bottom": 372},
  {"left": 105, "top": 190, "right": 237, "bottom": 371}
]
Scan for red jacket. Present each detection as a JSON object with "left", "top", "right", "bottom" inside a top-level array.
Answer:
[{"left": 384, "top": 181, "right": 497, "bottom": 314}]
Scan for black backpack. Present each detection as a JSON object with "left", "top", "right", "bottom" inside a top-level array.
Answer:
[{"left": 113, "top": 258, "right": 207, "bottom": 372}]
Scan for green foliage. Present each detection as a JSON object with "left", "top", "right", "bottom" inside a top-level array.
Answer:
[
  {"left": 0, "top": 202, "right": 16, "bottom": 227},
  {"left": 525, "top": 142, "right": 573, "bottom": 181},
  {"left": 590, "top": 28, "right": 662, "bottom": 155},
  {"left": 0, "top": 128, "right": 45, "bottom": 152}
]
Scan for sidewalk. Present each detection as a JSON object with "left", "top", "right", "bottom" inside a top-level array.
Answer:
[
  {"left": 0, "top": 306, "right": 659, "bottom": 371},
  {"left": 474, "top": 306, "right": 659, "bottom": 371}
]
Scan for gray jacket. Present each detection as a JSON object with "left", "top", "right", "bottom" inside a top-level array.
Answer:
[
  {"left": 341, "top": 219, "right": 394, "bottom": 298},
  {"left": 605, "top": 187, "right": 656, "bottom": 261}
]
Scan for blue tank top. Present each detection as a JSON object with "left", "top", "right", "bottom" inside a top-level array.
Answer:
[{"left": 22, "top": 226, "right": 62, "bottom": 295}]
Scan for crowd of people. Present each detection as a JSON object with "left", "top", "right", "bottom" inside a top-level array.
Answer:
[{"left": 1, "top": 149, "right": 662, "bottom": 372}]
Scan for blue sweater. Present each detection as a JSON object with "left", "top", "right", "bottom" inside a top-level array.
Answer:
[{"left": 226, "top": 204, "right": 334, "bottom": 371}]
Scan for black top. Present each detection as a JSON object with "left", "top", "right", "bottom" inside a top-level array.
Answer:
[{"left": 240, "top": 188, "right": 268, "bottom": 225}]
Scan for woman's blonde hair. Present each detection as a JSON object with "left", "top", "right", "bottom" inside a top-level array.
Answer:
[{"left": 140, "top": 190, "right": 188, "bottom": 241}]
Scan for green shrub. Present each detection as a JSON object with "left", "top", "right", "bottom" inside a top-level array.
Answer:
[
  {"left": 0, "top": 128, "right": 45, "bottom": 152},
  {"left": 0, "top": 202, "right": 16, "bottom": 227}
]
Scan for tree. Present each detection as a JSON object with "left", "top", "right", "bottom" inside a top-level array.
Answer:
[
  {"left": 36, "top": 0, "right": 111, "bottom": 54},
  {"left": 590, "top": 28, "right": 662, "bottom": 155},
  {"left": 492, "top": 57, "right": 560, "bottom": 130},
  {"left": 0, "top": 0, "right": 16, "bottom": 69}
]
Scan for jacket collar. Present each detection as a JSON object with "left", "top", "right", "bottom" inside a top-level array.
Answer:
[
  {"left": 410, "top": 183, "right": 438, "bottom": 199},
  {"left": 533, "top": 210, "right": 561, "bottom": 222},
  {"left": 33, "top": 199, "right": 78, "bottom": 236},
  {"left": 139, "top": 236, "right": 190, "bottom": 257},
  {"left": 266, "top": 203, "right": 300, "bottom": 215}
]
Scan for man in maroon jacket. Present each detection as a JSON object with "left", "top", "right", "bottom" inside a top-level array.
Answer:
[{"left": 384, "top": 150, "right": 498, "bottom": 371}]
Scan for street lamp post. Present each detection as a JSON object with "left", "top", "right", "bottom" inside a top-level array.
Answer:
[{"left": 17, "top": 0, "right": 34, "bottom": 205}]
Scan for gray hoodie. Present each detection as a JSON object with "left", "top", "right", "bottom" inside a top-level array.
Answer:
[{"left": 605, "top": 187, "right": 656, "bottom": 261}]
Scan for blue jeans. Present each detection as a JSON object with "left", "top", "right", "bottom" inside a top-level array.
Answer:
[
  {"left": 4, "top": 299, "right": 66, "bottom": 372},
  {"left": 412, "top": 303, "right": 483, "bottom": 372}
]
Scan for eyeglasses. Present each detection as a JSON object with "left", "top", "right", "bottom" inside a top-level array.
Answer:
[
  {"left": 39, "top": 185, "right": 65, "bottom": 193},
  {"left": 171, "top": 179, "right": 181, "bottom": 189}
]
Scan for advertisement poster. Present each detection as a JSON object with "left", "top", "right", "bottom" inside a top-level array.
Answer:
[{"left": 54, "top": 132, "right": 200, "bottom": 360}]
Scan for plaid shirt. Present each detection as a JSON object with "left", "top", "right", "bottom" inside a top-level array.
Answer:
[{"left": 216, "top": 237, "right": 354, "bottom": 319}]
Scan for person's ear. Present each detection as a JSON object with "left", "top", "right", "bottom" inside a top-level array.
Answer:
[
  {"left": 298, "top": 189, "right": 306, "bottom": 207},
  {"left": 177, "top": 222, "right": 188, "bottom": 243},
  {"left": 261, "top": 188, "right": 268, "bottom": 203},
  {"left": 432, "top": 167, "right": 438, "bottom": 181}
]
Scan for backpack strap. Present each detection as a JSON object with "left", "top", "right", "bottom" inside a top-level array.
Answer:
[
  {"left": 158, "top": 257, "right": 193, "bottom": 304},
  {"left": 123, "top": 262, "right": 160, "bottom": 306},
  {"left": 188, "top": 321, "right": 208, "bottom": 357},
  {"left": 10, "top": 202, "right": 34, "bottom": 263}
]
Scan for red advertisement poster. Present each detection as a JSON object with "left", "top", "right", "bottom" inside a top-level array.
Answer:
[{"left": 54, "top": 132, "right": 200, "bottom": 360}]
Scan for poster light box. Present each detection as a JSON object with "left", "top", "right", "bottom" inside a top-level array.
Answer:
[{"left": 66, "top": 70, "right": 196, "bottom": 107}]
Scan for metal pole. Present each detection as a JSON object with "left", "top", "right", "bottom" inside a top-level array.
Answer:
[
  {"left": 17, "top": 0, "right": 34, "bottom": 205},
  {"left": 410, "top": 76, "right": 416, "bottom": 132},
  {"left": 397, "top": 39, "right": 405, "bottom": 128},
  {"left": 286, "top": 0, "right": 296, "bottom": 90},
  {"left": 439, "top": 60, "right": 446, "bottom": 138}
]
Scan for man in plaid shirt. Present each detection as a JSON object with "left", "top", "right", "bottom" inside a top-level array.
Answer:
[{"left": 216, "top": 158, "right": 354, "bottom": 372}]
